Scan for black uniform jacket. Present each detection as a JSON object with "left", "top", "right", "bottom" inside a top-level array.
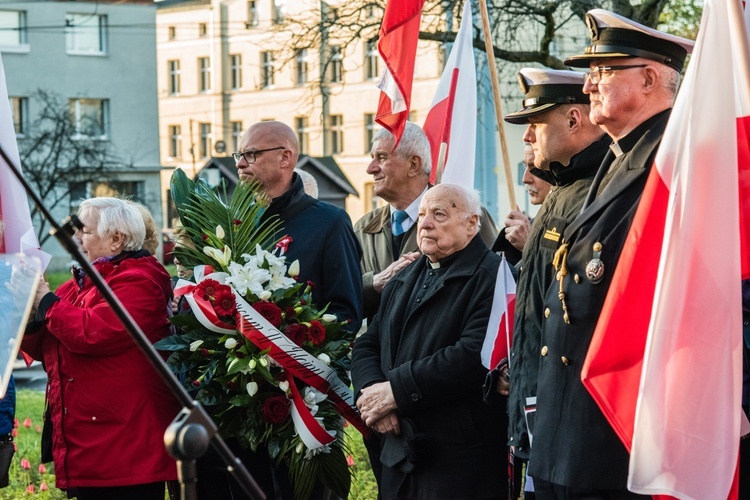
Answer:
[
  {"left": 529, "top": 110, "right": 671, "bottom": 489},
  {"left": 507, "top": 135, "right": 610, "bottom": 458}
]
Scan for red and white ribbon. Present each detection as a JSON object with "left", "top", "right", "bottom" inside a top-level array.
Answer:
[
  {"left": 174, "top": 269, "right": 234, "bottom": 335},
  {"left": 288, "top": 381, "right": 336, "bottom": 450},
  {"left": 234, "top": 292, "right": 371, "bottom": 439}
]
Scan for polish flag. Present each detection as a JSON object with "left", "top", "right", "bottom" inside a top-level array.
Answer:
[
  {"left": 481, "top": 255, "right": 516, "bottom": 370},
  {"left": 0, "top": 54, "right": 42, "bottom": 257},
  {"left": 422, "top": 1, "right": 476, "bottom": 188},
  {"left": 581, "top": 0, "right": 750, "bottom": 497},
  {"left": 375, "top": 0, "right": 425, "bottom": 146}
]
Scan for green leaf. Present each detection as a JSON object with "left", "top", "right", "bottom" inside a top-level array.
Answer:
[{"left": 153, "top": 335, "right": 189, "bottom": 351}]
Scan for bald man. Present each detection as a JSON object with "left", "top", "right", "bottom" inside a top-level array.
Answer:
[
  {"left": 234, "top": 121, "right": 362, "bottom": 333},
  {"left": 201, "top": 121, "right": 363, "bottom": 499},
  {"left": 352, "top": 184, "right": 507, "bottom": 498}
]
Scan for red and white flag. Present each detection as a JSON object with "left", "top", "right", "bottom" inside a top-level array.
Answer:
[
  {"left": 481, "top": 255, "right": 516, "bottom": 370},
  {"left": 581, "top": 0, "right": 750, "bottom": 497},
  {"left": 422, "top": 1, "right": 476, "bottom": 188},
  {"left": 0, "top": 54, "right": 44, "bottom": 259},
  {"left": 375, "top": 0, "right": 425, "bottom": 146}
]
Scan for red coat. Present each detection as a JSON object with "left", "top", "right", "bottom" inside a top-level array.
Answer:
[{"left": 22, "top": 254, "right": 180, "bottom": 489}]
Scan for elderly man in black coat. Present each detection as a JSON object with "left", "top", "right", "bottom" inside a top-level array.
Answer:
[{"left": 352, "top": 183, "right": 507, "bottom": 499}]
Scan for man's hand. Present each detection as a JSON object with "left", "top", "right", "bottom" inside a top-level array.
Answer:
[
  {"left": 496, "top": 364, "right": 510, "bottom": 396},
  {"left": 372, "top": 411, "right": 401, "bottom": 435},
  {"left": 504, "top": 211, "right": 531, "bottom": 251},
  {"left": 372, "top": 252, "right": 420, "bottom": 293},
  {"left": 356, "top": 381, "right": 398, "bottom": 427}
]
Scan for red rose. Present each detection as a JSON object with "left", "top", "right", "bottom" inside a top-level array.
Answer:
[
  {"left": 283, "top": 323, "right": 308, "bottom": 346},
  {"left": 213, "top": 288, "right": 237, "bottom": 317},
  {"left": 196, "top": 278, "right": 221, "bottom": 300},
  {"left": 307, "top": 320, "right": 326, "bottom": 346},
  {"left": 284, "top": 307, "right": 296, "bottom": 319},
  {"left": 233, "top": 219, "right": 242, "bottom": 226},
  {"left": 253, "top": 301, "right": 283, "bottom": 328},
  {"left": 262, "top": 395, "right": 290, "bottom": 424}
]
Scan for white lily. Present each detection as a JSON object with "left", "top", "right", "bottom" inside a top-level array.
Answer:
[
  {"left": 189, "top": 340, "right": 204, "bottom": 352},
  {"left": 246, "top": 381, "right": 258, "bottom": 397},
  {"left": 224, "top": 338, "right": 237, "bottom": 349},
  {"left": 279, "top": 380, "right": 289, "bottom": 392},
  {"left": 321, "top": 314, "right": 337, "bottom": 323},
  {"left": 287, "top": 260, "right": 300, "bottom": 278},
  {"left": 216, "top": 225, "right": 225, "bottom": 240},
  {"left": 226, "top": 261, "right": 271, "bottom": 296},
  {"left": 317, "top": 353, "right": 331, "bottom": 365},
  {"left": 249, "top": 359, "right": 257, "bottom": 371},
  {"left": 203, "top": 245, "right": 232, "bottom": 267},
  {"left": 259, "top": 290, "right": 272, "bottom": 300}
]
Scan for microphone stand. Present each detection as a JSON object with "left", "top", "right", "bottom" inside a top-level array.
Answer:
[{"left": 0, "top": 145, "right": 265, "bottom": 500}]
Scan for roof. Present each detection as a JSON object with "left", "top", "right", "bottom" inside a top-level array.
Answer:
[
  {"left": 298, "top": 155, "right": 358, "bottom": 196},
  {"left": 195, "top": 155, "right": 358, "bottom": 197}
]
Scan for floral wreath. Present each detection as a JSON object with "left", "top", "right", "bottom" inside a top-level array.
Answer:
[{"left": 156, "top": 170, "right": 369, "bottom": 499}]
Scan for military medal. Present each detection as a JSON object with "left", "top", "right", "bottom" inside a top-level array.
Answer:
[{"left": 585, "top": 242, "right": 604, "bottom": 284}]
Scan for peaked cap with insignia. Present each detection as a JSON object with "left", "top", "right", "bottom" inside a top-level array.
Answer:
[
  {"left": 564, "top": 9, "right": 695, "bottom": 72},
  {"left": 504, "top": 68, "right": 588, "bottom": 125}
]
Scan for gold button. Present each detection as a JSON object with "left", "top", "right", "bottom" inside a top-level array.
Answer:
[
  {"left": 544, "top": 308, "right": 550, "bottom": 318},
  {"left": 541, "top": 346, "right": 548, "bottom": 356},
  {"left": 561, "top": 356, "right": 569, "bottom": 365},
  {"left": 92, "top": 416, "right": 97, "bottom": 421},
  {"left": 593, "top": 242, "right": 602, "bottom": 252},
  {"left": 574, "top": 274, "right": 580, "bottom": 284}
]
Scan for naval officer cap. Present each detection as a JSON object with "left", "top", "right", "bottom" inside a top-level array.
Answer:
[
  {"left": 504, "top": 68, "right": 588, "bottom": 125},
  {"left": 564, "top": 9, "right": 694, "bottom": 72}
]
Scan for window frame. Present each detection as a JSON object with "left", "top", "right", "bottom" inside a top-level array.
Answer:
[{"left": 65, "top": 13, "right": 107, "bottom": 56}]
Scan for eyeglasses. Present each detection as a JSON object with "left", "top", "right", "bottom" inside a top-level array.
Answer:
[
  {"left": 584, "top": 64, "right": 648, "bottom": 85},
  {"left": 232, "top": 146, "right": 285, "bottom": 164}
]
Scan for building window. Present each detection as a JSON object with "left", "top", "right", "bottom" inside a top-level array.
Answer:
[
  {"left": 231, "top": 121, "right": 243, "bottom": 152},
  {"left": 168, "top": 125, "right": 182, "bottom": 159},
  {"left": 168, "top": 60, "right": 181, "bottom": 95},
  {"left": 66, "top": 13, "right": 107, "bottom": 54},
  {"left": 247, "top": 1, "right": 258, "bottom": 27},
  {"left": 328, "top": 45, "right": 343, "bottom": 83},
  {"left": 261, "top": 51, "right": 275, "bottom": 88},
  {"left": 295, "top": 116, "right": 309, "bottom": 154},
  {"left": 168, "top": 26, "right": 176, "bottom": 40},
  {"left": 0, "top": 10, "right": 27, "bottom": 47},
  {"left": 199, "top": 123, "right": 212, "bottom": 158},
  {"left": 295, "top": 49, "right": 308, "bottom": 86},
  {"left": 365, "top": 40, "right": 379, "bottom": 80},
  {"left": 273, "top": 0, "right": 286, "bottom": 24},
  {"left": 10, "top": 96, "right": 28, "bottom": 136},
  {"left": 93, "top": 181, "right": 145, "bottom": 203},
  {"left": 69, "top": 98, "right": 109, "bottom": 139},
  {"left": 364, "top": 113, "right": 376, "bottom": 153},
  {"left": 199, "top": 57, "right": 212, "bottom": 92},
  {"left": 198, "top": 23, "right": 208, "bottom": 37},
  {"left": 230, "top": 54, "right": 242, "bottom": 90},
  {"left": 327, "top": 114, "right": 343, "bottom": 155}
]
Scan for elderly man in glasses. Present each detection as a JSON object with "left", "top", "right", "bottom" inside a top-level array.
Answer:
[{"left": 527, "top": 10, "right": 694, "bottom": 499}]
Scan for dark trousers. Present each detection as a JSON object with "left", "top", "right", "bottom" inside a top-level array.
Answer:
[
  {"left": 75, "top": 482, "right": 167, "bottom": 500},
  {"left": 533, "top": 479, "right": 647, "bottom": 500}
]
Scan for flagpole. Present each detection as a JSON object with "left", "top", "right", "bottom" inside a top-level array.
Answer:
[{"left": 477, "top": 0, "right": 517, "bottom": 209}]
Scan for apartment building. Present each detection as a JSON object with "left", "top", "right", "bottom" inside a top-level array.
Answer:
[
  {"left": 156, "top": 0, "right": 539, "bottom": 224},
  {"left": 2, "top": 0, "right": 164, "bottom": 268}
]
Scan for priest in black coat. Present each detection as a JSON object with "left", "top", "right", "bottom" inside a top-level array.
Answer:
[{"left": 352, "top": 184, "right": 507, "bottom": 499}]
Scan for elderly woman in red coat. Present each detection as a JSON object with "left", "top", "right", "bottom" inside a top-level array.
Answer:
[{"left": 22, "top": 197, "right": 179, "bottom": 500}]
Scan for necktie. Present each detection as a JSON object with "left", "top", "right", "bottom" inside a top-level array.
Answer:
[{"left": 392, "top": 210, "right": 409, "bottom": 236}]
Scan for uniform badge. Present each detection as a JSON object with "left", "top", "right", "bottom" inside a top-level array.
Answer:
[{"left": 585, "top": 242, "right": 604, "bottom": 284}]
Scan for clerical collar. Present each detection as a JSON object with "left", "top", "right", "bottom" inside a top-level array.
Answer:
[
  {"left": 428, "top": 260, "right": 441, "bottom": 269},
  {"left": 609, "top": 109, "right": 670, "bottom": 158}
]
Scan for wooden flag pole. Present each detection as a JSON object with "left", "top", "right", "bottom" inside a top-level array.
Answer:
[{"left": 477, "top": 0, "right": 517, "bottom": 209}]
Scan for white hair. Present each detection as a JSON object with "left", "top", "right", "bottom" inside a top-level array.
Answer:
[
  {"left": 78, "top": 197, "right": 146, "bottom": 252},
  {"left": 295, "top": 169, "right": 319, "bottom": 198},
  {"left": 373, "top": 122, "right": 432, "bottom": 176}
]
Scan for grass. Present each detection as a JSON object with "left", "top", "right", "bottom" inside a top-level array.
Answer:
[{"left": 11, "top": 383, "right": 379, "bottom": 499}]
